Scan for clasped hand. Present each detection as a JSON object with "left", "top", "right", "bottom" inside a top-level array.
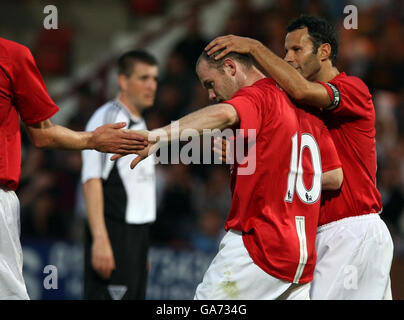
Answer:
[{"left": 110, "top": 130, "right": 162, "bottom": 169}]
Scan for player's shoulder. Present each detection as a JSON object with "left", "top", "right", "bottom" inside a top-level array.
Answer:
[
  {"left": 257, "top": 78, "right": 291, "bottom": 100},
  {"left": 0, "top": 37, "right": 32, "bottom": 60},
  {"left": 239, "top": 78, "right": 282, "bottom": 100},
  {"left": 97, "top": 100, "right": 124, "bottom": 116},
  {"left": 330, "top": 72, "right": 370, "bottom": 94},
  {"left": 86, "top": 100, "right": 121, "bottom": 129},
  {"left": 252, "top": 77, "right": 279, "bottom": 92}
]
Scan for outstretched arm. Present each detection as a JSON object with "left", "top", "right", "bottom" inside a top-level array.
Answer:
[
  {"left": 205, "top": 35, "right": 332, "bottom": 108},
  {"left": 112, "top": 103, "right": 239, "bottom": 168},
  {"left": 157, "top": 103, "right": 238, "bottom": 141},
  {"left": 25, "top": 119, "right": 148, "bottom": 154}
]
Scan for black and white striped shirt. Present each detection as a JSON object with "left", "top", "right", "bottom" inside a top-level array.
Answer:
[{"left": 81, "top": 100, "right": 156, "bottom": 224}]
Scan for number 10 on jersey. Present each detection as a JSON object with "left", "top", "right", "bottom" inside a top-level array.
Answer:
[{"left": 285, "top": 133, "right": 322, "bottom": 204}]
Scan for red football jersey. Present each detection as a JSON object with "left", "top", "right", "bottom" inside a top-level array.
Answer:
[
  {"left": 318, "top": 72, "right": 382, "bottom": 226},
  {"left": 224, "top": 78, "right": 341, "bottom": 284},
  {"left": 0, "top": 37, "right": 59, "bottom": 190}
]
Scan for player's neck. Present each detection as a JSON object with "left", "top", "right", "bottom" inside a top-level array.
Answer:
[
  {"left": 313, "top": 63, "right": 340, "bottom": 83},
  {"left": 244, "top": 68, "right": 266, "bottom": 87},
  {"left": 117, "top": 94, "right": 141, "bottom": 119}
]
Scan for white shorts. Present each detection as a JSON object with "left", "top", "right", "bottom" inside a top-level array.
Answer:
[
  {"left": 310, "top": 214, "right": 394, "bottom": 300},
  {"left": 194, "top": 230, "right": 310, "bottom": 300},
  {"left": 0, "top": 189, "right": 29, "bottom": 300}
]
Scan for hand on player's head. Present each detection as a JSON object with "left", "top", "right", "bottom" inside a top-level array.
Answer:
[{"left": 205, "top": 35, "right": 257, "bottom": 60}]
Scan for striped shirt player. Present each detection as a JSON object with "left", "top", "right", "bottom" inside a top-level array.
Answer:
[
  {"left": 194, "top": 78, "right": 342, "bottom": 299},
  {"left": 81, "top": 100, "right": 156, "bottom": 300}
]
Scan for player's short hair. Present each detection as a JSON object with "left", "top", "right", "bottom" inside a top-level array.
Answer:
[
  {"left": 117, "top": 50, "right": 158, "bottom": 77},
  {"left": 287, "top": 15, "right": 338, "bottom": 66},
  {"left": 196, "top": 49, "right": 254, "bottom": 73}
]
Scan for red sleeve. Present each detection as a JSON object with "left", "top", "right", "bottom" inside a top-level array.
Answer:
[
  {"left": 11, "top": 45, "right": 59, "bottom": 124},
  {"left": 317, "top": 74, "right": 373, "bottom": 120},
  {"left": 224, "top": 87, "right": 264, "bottom": 137}
]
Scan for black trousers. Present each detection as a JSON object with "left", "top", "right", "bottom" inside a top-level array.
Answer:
[{"left": 83, "top": 216, "right": 150, "bottom": 300}]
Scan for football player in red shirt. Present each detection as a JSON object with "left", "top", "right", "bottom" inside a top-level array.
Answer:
[
  {"left": 0, "top": 37, "right": 147, "bottom": 299},
  {"left": 205, "top": 15, "right": 394, "bottom": 299},
  {"left": 121, "top": 49, "right": 343, "bottom": 299}
]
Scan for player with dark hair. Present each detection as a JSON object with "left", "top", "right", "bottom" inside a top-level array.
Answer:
[
  {"left": 119, "top": 49, "right": 343, "bottom": 299},
  {"left": 205, "top": 15, "right": 394, "bottom": 299},
  {"left": 286, "top": 15, "right": 339, "bottom": 67},
  {"left": 81, "top": 50, "right": 158, "bottom": 300},
  {"left": 0, "top": 37, "right": 147, "bottom": 300},
  {"left": 117, "top": 50, "right": 158, "bottom": 77}
]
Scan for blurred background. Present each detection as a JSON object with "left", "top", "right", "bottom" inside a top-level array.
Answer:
[{"left": 1, "top": 0, "right": 403, "bottom": 299}]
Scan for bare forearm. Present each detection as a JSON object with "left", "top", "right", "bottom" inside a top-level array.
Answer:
[
  {"left": 26, "top": 120, "right": 93, "bottom": 150},
  {"left": 322, "top": 167, "right": 343, "bottom": 190},
  {"left": 250, "top": 42, "right": 332, "bottom": 107},
  {"left": 155, "top": 103, "right": 238, "bottom": 143},
  {"left": 250, "top": 42, "right": 312, "bottom": 101},
  {"left": 83, "top": 179, "right": 109, "bottom": 240},
  {"left": 34, "top": 124, "right": 92, "bottom": 149},
  {"left": 120, "top": 104, "right": 239, "bottom": 169},
  {"left": 26, "top": 119, "right": 147, "bottom": 153}
]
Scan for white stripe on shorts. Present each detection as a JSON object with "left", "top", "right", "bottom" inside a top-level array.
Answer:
[{"left": 293, "top": 216, "right": 308, "bottom": 284}]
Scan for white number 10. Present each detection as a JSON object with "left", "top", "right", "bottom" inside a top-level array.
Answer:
[{"left": 285, "top": 133, "right": 322, "bottom": 204}]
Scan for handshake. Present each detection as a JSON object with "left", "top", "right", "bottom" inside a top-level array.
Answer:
[
  {"left": 107, "top": 125, "right": 229, "bottom": 169},
  {"left": 109, "top": 129, "right": 160, "bottom": 169}
]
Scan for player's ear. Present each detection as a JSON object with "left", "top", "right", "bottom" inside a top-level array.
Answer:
[
  {"left": 118, "top": 74, "right": 128, "bottom": 92},
  {"left": 223, "top": 58, "right": 237, "bottom": 76},
  {"left": 318, "top": 43, "right": 331, "bottom": 63}
]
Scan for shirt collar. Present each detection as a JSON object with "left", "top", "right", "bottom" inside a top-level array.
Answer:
[{"left": 114, "top": 98, "right": 142, "bottom": 126}]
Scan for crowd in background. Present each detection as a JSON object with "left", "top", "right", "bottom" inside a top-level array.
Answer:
[{"left": 8, "top": 0, "right": 404, "bottom": 258}]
